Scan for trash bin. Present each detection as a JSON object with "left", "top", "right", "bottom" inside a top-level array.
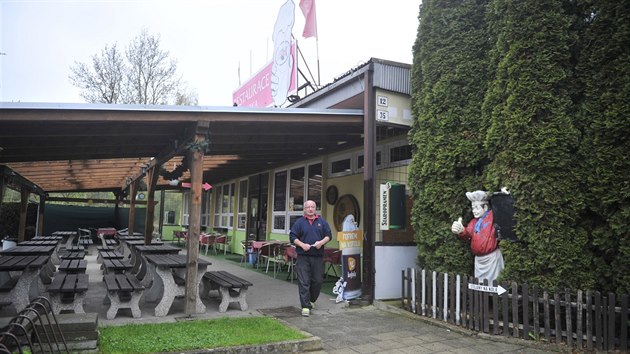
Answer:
[
  {"left": 2, "top": 237, "right": 17, "bottom": 250},
  {"left": 247, "top": 247, "right": 257, "bottom": 265}
]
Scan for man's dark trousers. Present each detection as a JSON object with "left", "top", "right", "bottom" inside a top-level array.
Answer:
[{"left": 295, "top": 255, "right": 324, "bottom": 308}]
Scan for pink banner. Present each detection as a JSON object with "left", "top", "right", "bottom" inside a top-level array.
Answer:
[
  {"left": 300, "top": 0, "right": 317, "bottom": 38},
  {"left": 232, "top": 42, "right": 297, "bottom": 108}
]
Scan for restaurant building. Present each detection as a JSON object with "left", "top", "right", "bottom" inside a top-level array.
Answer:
[{"left": 181, "top": 58, "right": 417, "bottom": 300}]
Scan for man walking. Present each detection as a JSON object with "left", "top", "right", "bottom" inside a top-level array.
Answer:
[{"left": 290, "top": 200, "right": 331, "bottom": 317}]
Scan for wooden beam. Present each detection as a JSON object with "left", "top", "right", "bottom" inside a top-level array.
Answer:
[{"left": 46, "top": 197, "right": 151, "bottom": 205}]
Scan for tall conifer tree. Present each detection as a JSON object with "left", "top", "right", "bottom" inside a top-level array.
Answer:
[
  {"left": 575, "top": 0, "right": 630, "bottom": 294},
  {"left": 482, "top": 1, "right": 592, "bottom": 288},
  {"left": 409, "top": 0, "right": 491, "bottom": 273}
]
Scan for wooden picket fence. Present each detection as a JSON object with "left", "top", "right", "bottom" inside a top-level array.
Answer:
[{"left": 401, "top": 267, "right": 629, "bottom": 352}]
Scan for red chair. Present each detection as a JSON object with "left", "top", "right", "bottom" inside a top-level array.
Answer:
[
  {"left": 199, "top": 234, "right": 217, "bottom": 255},
  {"left": 214, "top": 235, "right": 231, "bottom": 255},
  {"left": 284, "top": 246, "right": 298, "bottom": 282},
  {"left": 323, "top": 248, "right": 342, "bottom": 279}
]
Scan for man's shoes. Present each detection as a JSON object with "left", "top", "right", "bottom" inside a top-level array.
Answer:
[
  {"left": 301, "top": 308, "right": 310, "bottom": 317},
  {"left": 310, "top": 302, "right": 316, "bottom": 310}
]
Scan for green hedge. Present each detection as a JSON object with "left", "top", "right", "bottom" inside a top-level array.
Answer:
[{"left": 410, "top": 0, "right": 630, "bottom": 293}]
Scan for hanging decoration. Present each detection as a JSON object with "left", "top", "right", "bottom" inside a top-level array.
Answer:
[
  {"left": 159, "top": 131, "right": 210, "bottom": 181},
  {"left": 159, "top": 155, "right": 189, "bottom": 181}
]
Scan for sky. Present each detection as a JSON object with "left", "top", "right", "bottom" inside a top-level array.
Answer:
[{"left": 0, "top": 0, "right": 420, "bottom": 106}]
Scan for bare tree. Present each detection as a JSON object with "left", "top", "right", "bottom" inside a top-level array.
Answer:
[
  {"left": 69, "top": 44, "right": 124, "bottom": 103},
  {"left": 174, "top": 87, "right": 199, "bottom": 106},
  {"left": 123, "top": 29, "right": 181, "bottom": 104},
  {"left": 69, "top": 29, "right": 189, "bottom": 105}
]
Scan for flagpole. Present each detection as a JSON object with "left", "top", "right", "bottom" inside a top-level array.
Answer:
[{"left": 316, "top": 36, "right": 320, "bottom": 87}]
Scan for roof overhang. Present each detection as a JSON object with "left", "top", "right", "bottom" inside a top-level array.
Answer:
[{"left": 0, "top": 103, "right": 364, "bottom": 193}]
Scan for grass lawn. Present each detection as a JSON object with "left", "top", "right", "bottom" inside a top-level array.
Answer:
[{"left": 99, "top": 317, "right": 307, "bottom": 353}]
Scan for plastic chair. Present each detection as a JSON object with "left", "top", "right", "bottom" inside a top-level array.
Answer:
[
  {"left": 199, "top": 234, "right": 217, "bottom": 255},
  {"left": 214, "top": 235, "right": 231, "bottom": 255},
  {"left": 77, "top": 228, "right": 92, "bottom": 248},
  {"left": 263, "top": 243, "right": 286, "bottom": 275},
  {"left": 252, "top": 242, "right": 274, "bottom": 270}
]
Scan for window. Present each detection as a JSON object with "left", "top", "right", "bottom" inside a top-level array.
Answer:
[
  {"left": 273, "top": 162, "right": 322, "bottom": 233},
  {"left": 237, "top": 179, "right": 247, "bottom": 229},
  {"left": 307, "top": 163, "right": 322, "bottom": 207},
  {"left": 201, "top": 191, "right": 211, "bottom": 227},
  {"left": 221, "top": 185, "right": 229, "bottom": 227},
  {"left": 289, "top": 167, "right": 305, "bottom": 211},
  {"left": 356, "top": 148, "right": 383, "bottom": 171},
  {"left": 273, "top": 171, "right": 287, "bottom": 212},
  {"left": 272, "top": 170, "right": 287, "bottom": 232},
  {"left": 388, "top": 141, "right": 412, "bottom": 166},
  {"left": 213, "top": 183, "right": 235, "bottom": 229},
  {"left": 213, "top": 187, "right": 221, "bottom": 227},
  {"left": 328, "top": 153, "right": 353, "bottom": 177},
  {"left": 228, "top": 182, "right": 235, "bottom": 227},
  {"left": 182, "top": 192, "right": 190, "bottom": 226},
  {"left": 182, "top": 191, "right": 211, "bottom": 227}
]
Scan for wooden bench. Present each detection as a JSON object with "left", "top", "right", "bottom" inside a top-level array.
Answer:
[
  {"left": 58, "top": 259, "right": 87, "bottom": 273},
  {"left": 77, "top": 238, "right": 93, "bottom": 247},
  {"left": 47, "top": 273, "right": 89, "bottom": 314},
  {"left": 97, "top": 250, "right": 124, "bottom": 264},
  {"left": 60, "top": 251, "right": 85, "bottom": 260},
  {"left": 102, "top": 259, "right": 132, "bottom": 274},
  {"left": 201, "top": 271, "right": 253, "bottom": 312},
  {"left": 103, "top": 273, "right": 145, "bottom": 319},
  {"left": 66, "top": 245, "right": 85, "bottom": 252}
]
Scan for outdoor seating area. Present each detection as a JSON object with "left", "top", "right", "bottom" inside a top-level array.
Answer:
[
  {"left": 0, "top": 228, "right": 343, "bottom": 326},
  {"left": 0, "top": 230, "right": 240, "bottom": 320}
]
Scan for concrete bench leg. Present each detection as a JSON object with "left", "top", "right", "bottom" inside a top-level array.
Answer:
[
  {"left": 49, "top": 292, "right": 86, "bottom": 314},
  {"left": 218, "top": 286, "right": 248, "bottom": 313},
  {"left": 106, "top": 290, "right": 144, "bottom": 320},
  {"left": 154, "top": 268, "right": 177, "bottom": 317}
]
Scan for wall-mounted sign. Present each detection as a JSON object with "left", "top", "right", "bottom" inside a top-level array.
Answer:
[
  {"left": 380, "top": 182, "right": 406, "bottom": 230},
  {"left": 376, "top": 110, "right": 389, "bottom": 122}
]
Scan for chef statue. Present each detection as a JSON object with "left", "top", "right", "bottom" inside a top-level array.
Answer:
[{"left": 451, "top": 189, "right": 507, "bottom": 283}]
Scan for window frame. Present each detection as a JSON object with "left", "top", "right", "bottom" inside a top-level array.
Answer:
[{"left": 327, "top": 152, "right": 354, "bottom": 178}]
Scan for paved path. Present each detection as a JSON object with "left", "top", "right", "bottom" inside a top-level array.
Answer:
[
  {"left": 282, "top": 305, "right": 556, "bottom": 353},
  {"left": 2, "top": 245, "right": 559, "bottom": 353}
]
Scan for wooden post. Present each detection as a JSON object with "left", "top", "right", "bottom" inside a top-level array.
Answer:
[
  {"left": 37, "top": 195, "right": 45, "bottom": 236},
  {"left": 18, "top": 188, "right": 29, "bottom": 242},
  {"left": 144, "top": 167, "right": 160, "bottom": 244},
  {"left": 185, "top": 131, "right": 206, "bottom": 315},
  {"left": 362, "top": 63, "right": 375, "bottom": 303},
  {"left": 128, "top": 181, "right": 137, "bottom": 238},
  {"left": 158, "top": 190, "right": 166, "bottom": 236}
]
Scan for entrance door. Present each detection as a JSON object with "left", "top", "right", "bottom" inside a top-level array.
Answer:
[{"left": 247, "top": 173, "right": 268, "bottom": 241}]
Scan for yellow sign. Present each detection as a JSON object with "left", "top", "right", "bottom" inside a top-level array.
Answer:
[{"left": 337, "top": 230, "right": 363, "bottom": 249}]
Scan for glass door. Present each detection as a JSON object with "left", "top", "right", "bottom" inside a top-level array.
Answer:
[{"left": 247, "top": 173, "right": 268, "bottom": 241}]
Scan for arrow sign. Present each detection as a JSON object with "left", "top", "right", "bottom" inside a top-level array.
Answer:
[
  {"left": 181, "top": 182, "right": 212, "bottom": 191},
  {"left": 468, "top": 283, "right": 507, "bottom": 295}
]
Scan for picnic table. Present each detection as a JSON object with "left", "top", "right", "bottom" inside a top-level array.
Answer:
[
  {"left": 0, "top": 255, "right": 50, "bottom": 312},
  {"left": 132, "top": 245, "right": 180, "bottom": 286},
  {"left": 143, "top": 254, "right": 211, "bottom": 317}
]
